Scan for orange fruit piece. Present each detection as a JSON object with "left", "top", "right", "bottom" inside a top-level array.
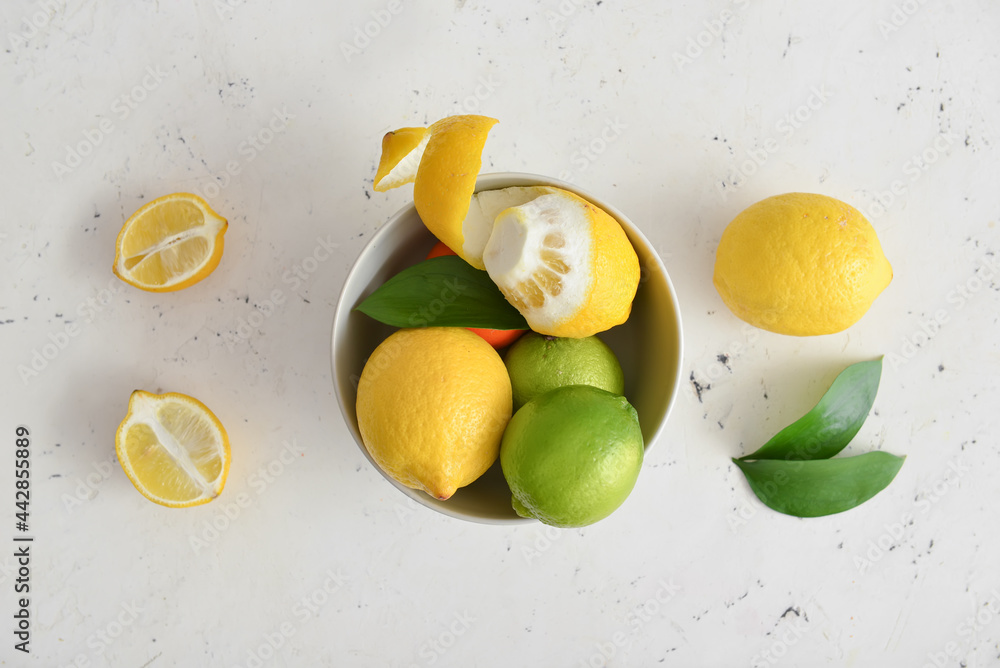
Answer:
[
  {"left": 115, "top": 390, "right": 231, "bottom": 508},
  {"left": 426, "top": 241, "right": 526, "bottom": 349},
  {"left": 113, "top": 193, "right": 228, "bottom": 292}
]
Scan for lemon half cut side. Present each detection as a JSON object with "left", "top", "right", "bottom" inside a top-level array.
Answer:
[
  {"left": 113, "top": 193, "right": 228, "bottom": 292},
  {"left": 115, "top": 390, "right": 231, "bottom": 508}
]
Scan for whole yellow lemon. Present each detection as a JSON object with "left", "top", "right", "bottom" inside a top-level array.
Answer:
[
  {"left": 713, "top": 193, "right": 892, "bottom": 336},
  {"left": 356, "top": 327, "right": 512, "bottom": 500}
]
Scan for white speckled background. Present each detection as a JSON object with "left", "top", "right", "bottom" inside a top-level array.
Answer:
[{"left": 2, "top": 1, "right": 999, "bottom": 666}]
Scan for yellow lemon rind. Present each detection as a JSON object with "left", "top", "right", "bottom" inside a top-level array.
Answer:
[
  {"left": 412, "top": 115, "right": 499, "bottom": 269},
  {"left": 373, "top": 126, "right": 429, "bottom": 192}
]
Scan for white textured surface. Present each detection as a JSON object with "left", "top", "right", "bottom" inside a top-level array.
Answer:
[{"left": 2, "top": 1, "right": 999, "bottom": 666}]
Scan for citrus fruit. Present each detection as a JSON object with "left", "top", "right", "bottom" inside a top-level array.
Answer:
[
  {"left": 500, "top": 385, "right": 644, "bottom": 528},
  {"left": 356, "top": 327, "right": 512, "bottom": 500},
  {"left": 115, "top": 390, "right": 231, "bottom": 508},
  {"left": 425, "top": 241, "right": 457, "bottom": 261},
  {"left": 482, "top": 187, "right": 640, "bottom": 338},
  {"left": 504, "top": 332, "right": 624, "bottom": 410},
  {"left": 426, "top": 241, "right": 526, "bottom": 349},
  {"left": 112, "top": 193, "right": 228, "bottom": 292},
  {"left": 471, "top": 327, "right": 527, "bottom": 350},
  {"left": 372, "top": 115, "right": 498, "bottom": 268},
  {"left": 713, "top": 193, "right": 893, "bottom": 336}
]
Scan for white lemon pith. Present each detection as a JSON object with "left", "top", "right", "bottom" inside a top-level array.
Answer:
[
  {"left": 484, "top": 193, "right": 589, "bottom": 327},
  {"left": 482, "top": 187, "right": 640, "bottom": 338},
  {"left": 459, "top": 186, "right": 557, "bottom": 269}
]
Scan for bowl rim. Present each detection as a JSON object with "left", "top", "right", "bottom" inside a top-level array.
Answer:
[{"left": 331, "top": 171, "right": 684, "bottom": 525}]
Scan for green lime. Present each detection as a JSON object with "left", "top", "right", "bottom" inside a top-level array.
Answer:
[
  {"left": 503, "top": 332, "right": 625, "bottom": 410},
  {"left": 500, "top": 384, "right": 643, "bottom": 528}
]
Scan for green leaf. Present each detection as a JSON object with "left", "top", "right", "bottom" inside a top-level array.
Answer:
[
  {"left": 355, "top": 255, "right": 528, "bottom": 330},
  {"left": 732, "top": 452, "right": 905, "bottom": 518},
  {"left": 739, "top": 358, "right": 883, "bottom": 462}
]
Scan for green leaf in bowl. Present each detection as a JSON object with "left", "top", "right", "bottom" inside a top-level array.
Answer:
[{"left": 355, "top": 255, "right": 528, "bottom": 330}]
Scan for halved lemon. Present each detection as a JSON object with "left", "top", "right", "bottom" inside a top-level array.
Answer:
[
  {"left": 113, "top": 193, "right": 228, "bottom": 292},
  {"left": 115, "top": 390, "right": 231, "bottom": 508},
  {"left": 483, "top": 187, "right": 640, "bottom": 338},
  {"left": 372, "top": 115, "right": 498, "bottom": 268}
]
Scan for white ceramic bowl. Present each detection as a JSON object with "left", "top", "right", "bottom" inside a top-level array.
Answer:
[{"left": 332, "top": 172, "right": 683, "bottom": 524}]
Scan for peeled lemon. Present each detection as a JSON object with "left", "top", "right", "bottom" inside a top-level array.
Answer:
[
  {"left": 356, "top": 327, "right": 512, "bottom": 500},
  {"left": 713, "top": 193, "right": 893, "bottom": 336},
  {"left": 482, "top": 187, "right": 640, "bottom": 338}
]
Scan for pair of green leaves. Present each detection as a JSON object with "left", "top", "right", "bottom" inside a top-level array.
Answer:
[
  {"left": 733, "top": 358, "right": 905, "bottom": 518},
  {"left": 356, "top": 256, "right": 528, "bottom": 329}
]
